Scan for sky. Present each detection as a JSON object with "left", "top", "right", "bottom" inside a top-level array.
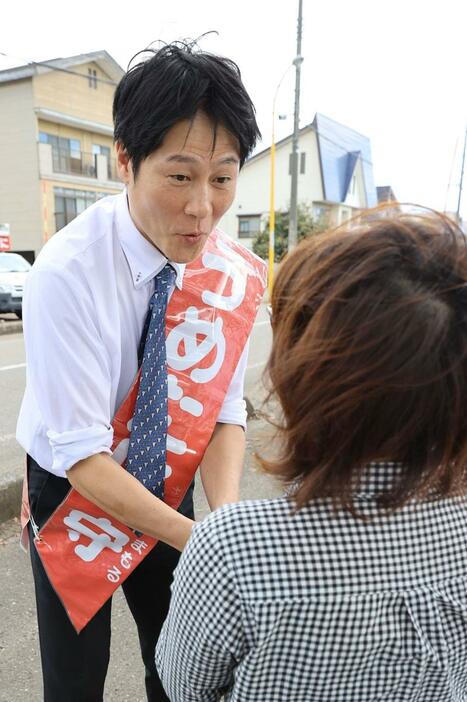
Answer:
[{"left": 2, "top": 0, "right": 467, "bottom": 218}]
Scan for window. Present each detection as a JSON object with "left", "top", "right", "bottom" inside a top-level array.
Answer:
[
  {"left": 289, "top": 152, "right": 306, "bottom": 175},
  {"left": 54, "top": 188, "right": 108, "bottom": 232},
  {"left": 93, "top": 144, "right": 112, "bottom": 179},
  {"left": 312, "top": 204, "right": 331, "bottom": 225},
  {"left": 238, "top": 215, "right": 261, "bottom": 239},
  {"left": 39, "top": 132, "right": 82, "bottom": 174},
  {"left": 69, "top": 139, "right": 81, "bottom": 160},
  {"left": 88, "top": 68, "right": 97, "bottom": 89},
  {"left": 340, "top": 208, "right": 351, "bottom": 223},
  {"left": 92, "top": 144, "right": 111, "bottom": 159}
]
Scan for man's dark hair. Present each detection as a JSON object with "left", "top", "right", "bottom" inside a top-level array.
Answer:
[{"left": 113, "top": 40, "right": 261, "bottom": 176}]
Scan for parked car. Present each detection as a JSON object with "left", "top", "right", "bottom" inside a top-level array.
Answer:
[{"left": 0, "top": 252, "right": 31, "bottom": 319}]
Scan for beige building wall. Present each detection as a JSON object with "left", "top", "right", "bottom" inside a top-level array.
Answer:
[
  {"left": 37, "top": 119, "right": 115, "bottom": 156},
  {"left": 33, "top": 62, "right": 122, "bottom": 242},
  {"left": 0, "top": 57, "right": 122, "bottom": 255},
  {"left": 32, "top": 61, "right": 115, "bottom": 125},
  {"left": 0, "top": 79, "right": 42, "bottom": 253},
  {"left": 40, "top": 179, "right": 121, "bottom": 242}
]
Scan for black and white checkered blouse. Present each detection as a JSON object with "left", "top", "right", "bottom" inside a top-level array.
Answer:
[{"left": 156, "top": 463, "right": 467, "bottom": 701}]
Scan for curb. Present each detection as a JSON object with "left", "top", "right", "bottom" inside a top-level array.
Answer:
[
  {"left": 0, "top": 395, "right": 260, "bottom": 525},
  {"left": 0, "top": 478, "right": 22, "bottom": 524},
  {"left": 0, "top": 321, "right": 23, "bottom": 336}
]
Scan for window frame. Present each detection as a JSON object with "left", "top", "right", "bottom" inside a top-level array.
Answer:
[
  {"left": 237, "top": 215, "right": 261, "bottom": 239},
  {"left": 88, "top": 67, "right": 98, "bottom": 89}
]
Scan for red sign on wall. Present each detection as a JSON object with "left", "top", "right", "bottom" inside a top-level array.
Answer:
[{"left": 0, "top": 235, "right": 11, "bottom": 251}]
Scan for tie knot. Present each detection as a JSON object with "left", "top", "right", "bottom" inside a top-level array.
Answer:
[
  {"left": 150, "top": 263, "right": 177, "bottom": 306},
  {"left": 159, "top": 262, "right": 177, "bottom": 288}
]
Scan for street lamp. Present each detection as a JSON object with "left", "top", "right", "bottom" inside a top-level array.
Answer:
[{"left": 268, "top": 68, "right": 291, "bottom": 299}]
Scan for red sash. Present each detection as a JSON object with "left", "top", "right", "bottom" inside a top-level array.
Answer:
[{"left": 21, "top": 230, "right": 266, "bottom": 632}]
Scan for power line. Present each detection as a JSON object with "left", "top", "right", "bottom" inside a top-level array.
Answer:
[
  {"left": 444, "top": 134, "right": 460, "bottom": 212},
  {"left": 0, "top": 50, "right": 380, "bottom": 173},
  {"left": 255, "top": 123, "right": 375, "bottom": 168},
  {"left": 1, "top": 49, "right": 374, "bottom": 168},
  {"left": 310, "top": 124, "right": 374, "bottom": 167},
  {"left": 0, "top": 51, "right": 118, "bottom": 86}
]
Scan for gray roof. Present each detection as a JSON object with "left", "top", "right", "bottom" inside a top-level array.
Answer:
[
  {"left": 246, "top": 113, "right": 377, "bottom": 207},
  {"left": 0, "top": 50, "right": 124, "bottom": 85}
]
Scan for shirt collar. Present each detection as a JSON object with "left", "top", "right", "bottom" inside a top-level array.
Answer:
[
  {"left": 354, "top": 462, "right": 405, "bottom": 496},
  {"left": 287, "top": 462, "right": 406, "bottom": 502},
  {"left": 115, "top": 190, "right": 185, "bottom": 290}
]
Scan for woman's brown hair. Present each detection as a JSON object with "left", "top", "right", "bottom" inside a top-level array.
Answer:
[{"left": 263, "top": 208, "right": 467, "bottom": 513}]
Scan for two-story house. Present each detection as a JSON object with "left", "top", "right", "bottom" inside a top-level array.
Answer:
[
  {"left": 0, "top": 51, "right": 124, "bottom": 261},
  {"left": 219, "top": 113, "right": 378, "bottom": 248}
]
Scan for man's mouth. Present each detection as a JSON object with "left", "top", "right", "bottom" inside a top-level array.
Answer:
[{"left": 178, "top": 232, "right": 205, "bottom": 244}]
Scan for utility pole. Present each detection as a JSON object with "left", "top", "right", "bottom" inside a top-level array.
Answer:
[
  {"left": 288, "top": 0, "right": 304, "bottom": 252},
  {"left": 456, "top": 127, "right": 467, "bottom": 224}
]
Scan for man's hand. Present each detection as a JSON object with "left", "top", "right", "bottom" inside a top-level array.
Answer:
[
  {"left": 68, "top": 453, "right": 194, "bottom": 552},
  {"left": 200, "top": 423, "right": 246, "bottom": 511}
]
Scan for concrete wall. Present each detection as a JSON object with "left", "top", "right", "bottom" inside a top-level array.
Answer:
[{"left": 0, "top": 79, "right": 42, "bottom": 254}]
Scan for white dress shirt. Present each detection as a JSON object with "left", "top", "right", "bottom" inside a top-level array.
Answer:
[{"left": 16, "top": 192, "right": 248, "bottom": 478}]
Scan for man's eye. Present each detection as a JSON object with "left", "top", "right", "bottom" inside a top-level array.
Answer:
[
  {"left": 170, "top": 175, "right": 189, "bottom": 182},
  {"left": 216, "top": 177, "right": 231, "bottom": 184}
]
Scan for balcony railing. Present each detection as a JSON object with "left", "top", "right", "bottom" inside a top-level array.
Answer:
[
  {"left": 106, "top": 157, "right": 119, "bottom": 182},
  {"left": 52, "top": 149, "right": 96, "bottom": 177},
  {"left": 38, "top": 143, "right": 120, "bottom": 183}
]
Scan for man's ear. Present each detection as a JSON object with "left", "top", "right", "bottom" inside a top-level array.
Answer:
[{"left": 115, "top": 142, "right": 132, "bottom": 184}]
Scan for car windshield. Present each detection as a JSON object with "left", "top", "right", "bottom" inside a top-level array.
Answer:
[{"left": 0, "top": 253, "right": 31, "bottom": 272}]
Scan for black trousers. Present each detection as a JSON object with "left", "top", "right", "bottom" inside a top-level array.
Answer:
[{"left": 27, "top": 455, "right": 194, "bottom": 702}]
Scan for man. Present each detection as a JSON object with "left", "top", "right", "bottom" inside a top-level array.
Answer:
[{"left": 16, "top": 41, "right": 262, "bottom": 701}]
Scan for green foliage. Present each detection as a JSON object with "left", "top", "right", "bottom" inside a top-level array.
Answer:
[{"left": 252, "top": 204, "right": 324, "bottom": 262}]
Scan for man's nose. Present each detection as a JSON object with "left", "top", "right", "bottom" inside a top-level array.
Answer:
[{"left": 184, "top": 184, "right": 212, "bottom": 222}]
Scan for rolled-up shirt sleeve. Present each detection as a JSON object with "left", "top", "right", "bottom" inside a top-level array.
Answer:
[
  {"left": 216, "top": 338, "right": 250, "bottom": 429},
  {"left": 23, "top": 266, "right": 114, "bottom": 476}
]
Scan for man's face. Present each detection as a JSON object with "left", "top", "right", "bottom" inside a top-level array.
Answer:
[{"left": 116, "top": 112, "right": 240, "bottom": 263}]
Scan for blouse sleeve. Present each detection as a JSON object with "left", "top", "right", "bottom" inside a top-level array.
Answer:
[{"left": 156, "top": 513, "right": 246, "bottom": 701}]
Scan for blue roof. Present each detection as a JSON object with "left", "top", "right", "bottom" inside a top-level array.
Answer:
[{"left": 313, "top": 114, "right": 377, "bottom": 207}]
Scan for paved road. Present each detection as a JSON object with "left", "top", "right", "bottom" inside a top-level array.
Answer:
[
  {"left": 0, "top": 304, "right": 277, "bottom": 701},
  {"left": 0, "top": 332, "right": 25, "bottom": 487},
  {"left": 0, "top": 418, "right": 281, "bottom": 701}
]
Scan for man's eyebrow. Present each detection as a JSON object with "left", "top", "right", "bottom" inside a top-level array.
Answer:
[
  {"left": 165, "top": 155, "right": 197, "bottom": 164},
  {"left": 165, "top": 154, "right": 239, "bottom": 166},
  {"left": 217, "top": 156, "right": 240, "bottom": 165}
]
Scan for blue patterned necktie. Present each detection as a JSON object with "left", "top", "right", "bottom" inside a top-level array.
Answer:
[{"left": 126, "top": 263, "right": 176, "bottom": 498}]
